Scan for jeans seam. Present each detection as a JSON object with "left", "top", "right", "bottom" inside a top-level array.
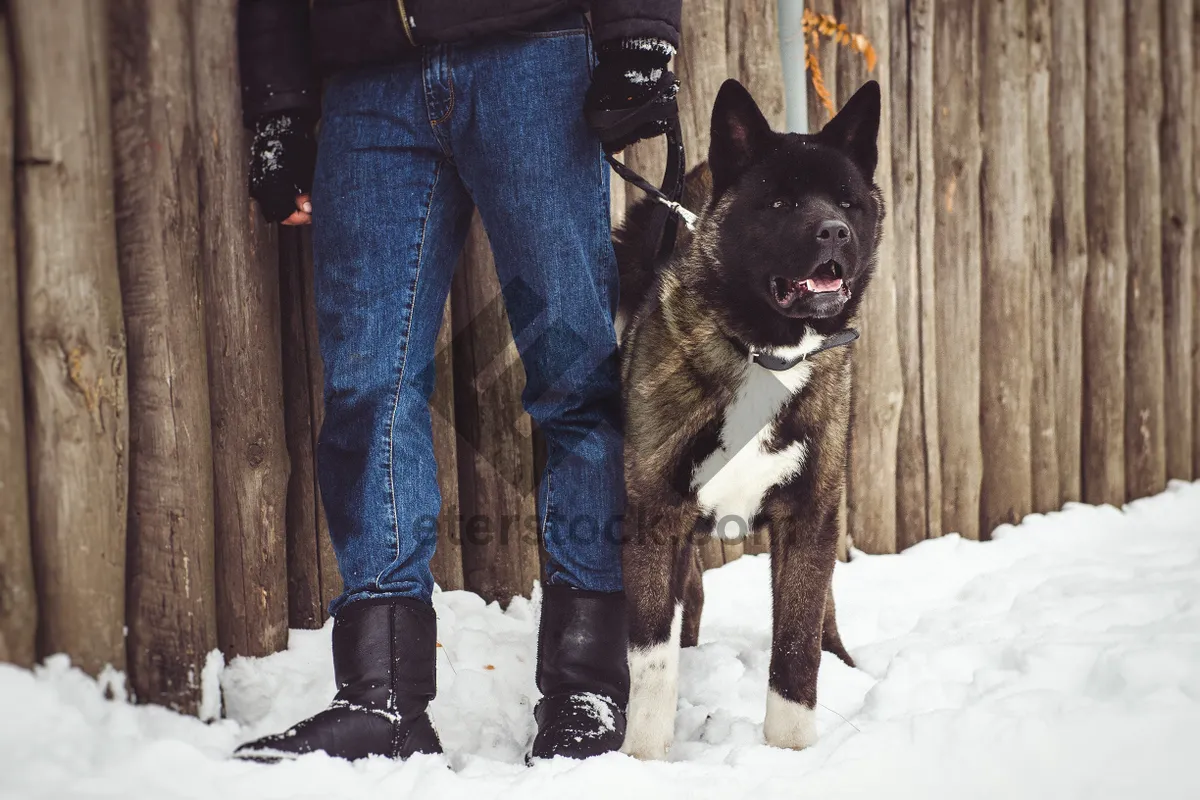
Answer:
[
  {"left": 378, "top": 159, "right": 443, "bottom": 590},
  {"left": 510, "top": 28, "right": 587, "bottom": 39},
  {"left": 540, "top": 468, "right": 554, "bottom": 566}
]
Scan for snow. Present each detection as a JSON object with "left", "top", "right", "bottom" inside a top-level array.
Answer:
[{"left": 4, "top": 481, "right": 1200, "bottom": 799}]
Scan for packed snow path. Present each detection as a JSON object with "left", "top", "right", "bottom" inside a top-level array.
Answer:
[{"left": 4, "top": 482, "right": 1200, "bottom": 799}]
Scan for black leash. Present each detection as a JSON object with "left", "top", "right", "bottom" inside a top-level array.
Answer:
[
  {"left": 587, "top": 87, "right": 697, "bottom": 266},
  {"left": 748, "top": 328, "right": 860, "bottom": 371}
]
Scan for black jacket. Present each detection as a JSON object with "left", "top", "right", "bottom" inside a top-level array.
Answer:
[{"left": 238, "top": 0, "right": 682, "bottom": 124}]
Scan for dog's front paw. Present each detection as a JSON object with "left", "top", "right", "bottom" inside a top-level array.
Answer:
[
  {"left": 622, "top": 625, "right": 682, "bottom": 760},
  {"left": 620, "top": 713, "right": 674, "bottom": 760},
  {"left": 763, "top": 689, "right": 818, "bottom": 750}
]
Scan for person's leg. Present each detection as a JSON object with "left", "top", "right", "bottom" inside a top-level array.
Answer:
[
  {"left": 237, "top": 57, "right": 471, "bottom": 762},
  {"left": 451, "top": 20, "right": 625, "bottom": 595},
  {"left": 312, "top": 62, "right": 472, "bottom": 612},
  {"left": 446, "top": 16, "right": 628, "bottom": 760}
]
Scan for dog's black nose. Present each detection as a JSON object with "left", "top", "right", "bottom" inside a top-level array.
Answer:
[{"left": 817, "top": 220, "right": 850, "bottom": 243}]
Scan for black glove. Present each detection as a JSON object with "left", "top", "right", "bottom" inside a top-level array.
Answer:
[
  {"left": 585, "top": 38, "right": 679, "bottom": 154},
  {"left": 248, "top": 112, "right": 317, "bottom": 223}
]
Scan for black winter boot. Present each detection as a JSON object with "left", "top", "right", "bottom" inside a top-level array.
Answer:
[
  {"left": 530, "top": 586, "right": 630, "bottom": 760},
  {"left": 235, "top": 598, "right": 441, "bottom": 762}
]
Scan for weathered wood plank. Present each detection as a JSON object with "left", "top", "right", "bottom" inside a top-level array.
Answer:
[
  {"left": 278, "top": 228, "right": 323, "bottom": 628},
  {"left": 677, "top": 0, "right": 730, "bottom": 568},
  {"left": 891, "top": 0, "right": 941, "bottom": 549},
  {"left": 1123, "top": 0, "right": 1167, "bottom": 501},
  {"left": 193, "top": 0, "right": 289, "bottom": 657},
  {"left": 1082, "top": 0, "right": 1127, "bottom": 506},
  {"left": 979, "top": 0, "right": 1033, "bottom": 535},
  {"left": 933, "top": 0, "right": 983, "bottom": 540},
  {"left": 110, "top": 0, "right": 218, "bottom": 711},
  {"left": 430, "top": 300, "right": 465, "bottom": 592},
  {"left": 11, "top": 0, "right": 128, "bottom": 674},
  {"left": 1161, "top": 0, "right": 1194, "bottom": 481},
  {"left": 0, "top": 6, "right": 37, "bottom": 668},
  {"left": 1049, "top": 0, "right": 1088, "bottom": 503},
  {"left": 453, "top": 215, "right": 540, "bottom": 603},
  {"left": 838, "top": 0, "right": 903, "bottom": 554},
  {"left": 1027, "top": 0, "right": 1059, "bottom": 514}
]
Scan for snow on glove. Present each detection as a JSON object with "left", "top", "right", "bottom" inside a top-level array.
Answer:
[
  {"left": 585, "top": 38, "right": 679, "bottom": 154},
  {"left": 248, "top": 112, "right": 317, "bottom": 223}
]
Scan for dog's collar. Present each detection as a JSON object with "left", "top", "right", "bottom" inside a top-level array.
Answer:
[{"left": 744, "top": 328, "right": 860, "bottom": 371}]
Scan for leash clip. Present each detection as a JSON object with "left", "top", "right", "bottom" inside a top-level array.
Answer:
[{"left": 657, "top": 197, "right": 698, "bottom": 231}]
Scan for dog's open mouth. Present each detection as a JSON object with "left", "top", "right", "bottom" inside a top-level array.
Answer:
[{"left": 770, "top": 261, "right": 846, "bottom": 308}]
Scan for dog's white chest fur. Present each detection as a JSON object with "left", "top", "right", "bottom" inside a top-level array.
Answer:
[{"left": 691, "top": 335, "right": 820, "bottom": 538}]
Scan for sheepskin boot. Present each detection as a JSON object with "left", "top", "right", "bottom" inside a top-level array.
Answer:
[
  {"left": 531, "top": 586, "right": 630, "bottom": 760},
  {"left": 235, "top": 597, "right": 441, "bottom": 762}
]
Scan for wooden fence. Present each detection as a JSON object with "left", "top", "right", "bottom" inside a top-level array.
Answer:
[{"left": 0, "top": 0, "right": 1197, "bottom": 714}]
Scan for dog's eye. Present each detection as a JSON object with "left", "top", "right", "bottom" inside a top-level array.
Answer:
[
  {"left": 771, "top": 199, "right": 792, "bottom": 209},
  {"left": 839, "top": 201, "right": 853, "bottom": 209}
]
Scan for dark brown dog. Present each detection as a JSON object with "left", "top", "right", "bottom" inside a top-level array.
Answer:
[{"left": 615, "top": 79, "right": 883, "bottom": 759}]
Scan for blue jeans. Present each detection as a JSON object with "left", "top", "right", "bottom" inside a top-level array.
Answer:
[{"left": 311, "top": 15, "right": 624, "bottom": 613}]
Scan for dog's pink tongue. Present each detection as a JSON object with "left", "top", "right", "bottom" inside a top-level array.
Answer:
[{"left": 805, "top": 276, "right": 844, "bottom": 293}]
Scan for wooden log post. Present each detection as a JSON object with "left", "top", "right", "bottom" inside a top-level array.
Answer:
[
  {"left": 890, "top": 0, "right": 941, "bottom": 549},
  {"left": 729, "top": 0, "right": 786, "bottom": 558},
  {"left": 911, "top": 0, "right": 941, "bottom": 542},
  {"left": 0, "top": 7, "right": 37, "bottom": 668},
  {"left": 838, "top": 0, "right": 903, "bottom": 554},
  {"left": 727, "top": 0, "right": 786, "bottom": 130},
  {"left": 979, "top": 0, "right": 1033, "bottom": 535},
  {"left": 609, "top": 156, "right": 626, "bottom": 230},
  {"left": 933, "top": 0, "right": 983, "bottom": 540},
  {"left": 1160, "top": 0, "right": 1194, "bottom": 481},
  {"left": 1049, "top": 0, "right": 1089, "bottom": 504},
  {"left": 193, "top": 0, "right": 289, "bottom": 658},
  {"left": 430, "top": 301, "right": 465, "bottom": 592},
  {"left": 110, "top": 0, "right": 219, "bottom": 710},
  {"left": 298, "top": 235, "right": 340, "bottom": 613},
  {"left": 622, "top": 143, "right": 666, "bottom": 217},
  {"left": 281, "top": 228, "right": 340, "bottom": 613},
  {"left": 278, "top": 228, "right": 324, "bottom": 628},
  {"left": 889, "top": 0, "right": 920, "bottom": 547},
  {"left": 1027, "top": 0, "right": 1059, "bottom": 514},
  {"left": 1082, "top": 0, "right": 1127, "bottom": 507},
  {"left": 1123, "top": 0, "right": 1167, "bottom": 501},
  {"left": 1193, "top": 0, "right": 1200, "bottom": 478},
  {"left": 676, "top": 0, "right": 730, "bottom": 568},
  {"left": 11, "top": 0, "right": 128, "bottom": 674},
  {"left": 453, "top": 215, "right": 540, "bottom": 603}
]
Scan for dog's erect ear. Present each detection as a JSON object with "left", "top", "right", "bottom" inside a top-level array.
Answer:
[
  {"left": 817, "top": 80, "right": 880, "bottom": 178},
  {"left": 709, "top": 79, "right": 774, "bottom": 197}
]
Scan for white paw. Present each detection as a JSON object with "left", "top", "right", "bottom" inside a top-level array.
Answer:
[
  {"left": 620, "top": 712, "right": 674, "bottom": 761},
  {"left": 763, "top": 689, "right": 818, "bottom": 750},
  {"left": 620, "top": 606, "right": 681, "bottom": 760}
]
